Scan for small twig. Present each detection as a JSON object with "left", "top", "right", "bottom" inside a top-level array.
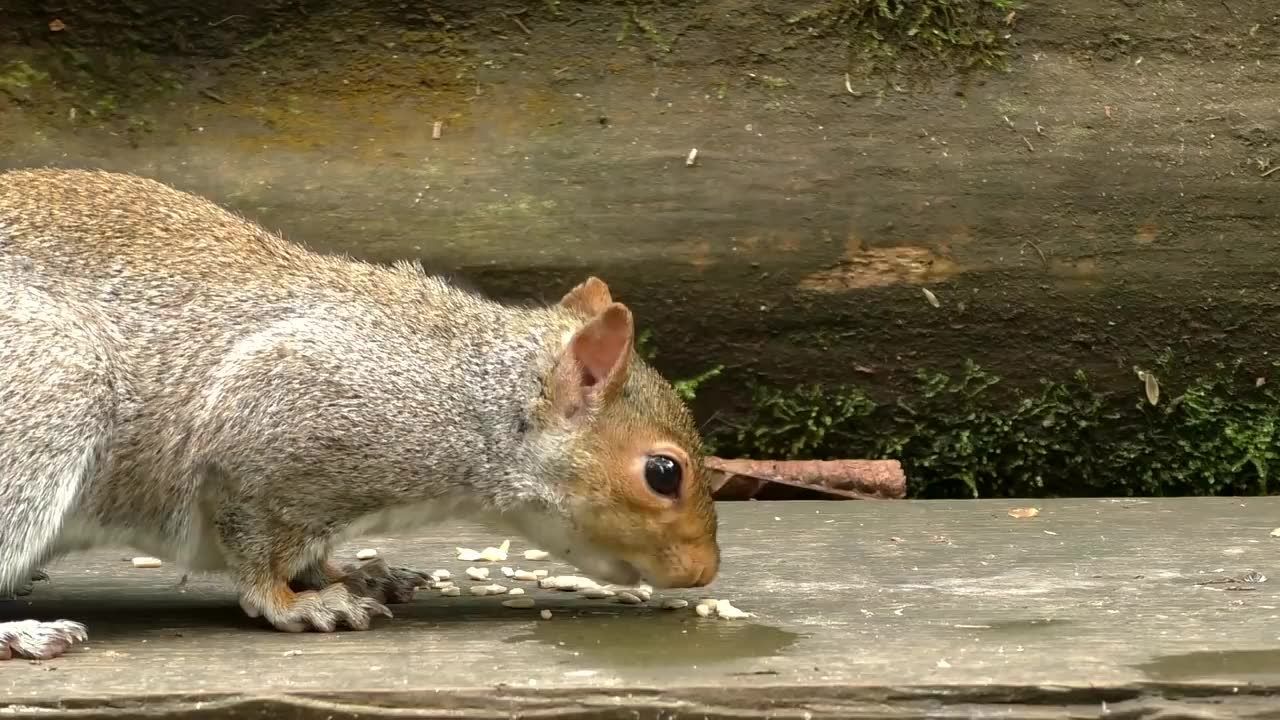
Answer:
[
  {"left": 1003, "top": 115, "right": 1034, "bottom": 151},
  {"left": 199, "top": 89, "right": 229, "bottom": 104},
  {"left": 209, "top": 14, "right": 246, "bottom": 27},
  {"left": 1261, "top": 164, "right": 1280, "bottom": 177},
  {"left": 1021, "top": 240, "right": 1048, "bottom": 266},
  {"left": 497, "top": 8, "right": 532, "bottom": 35}
]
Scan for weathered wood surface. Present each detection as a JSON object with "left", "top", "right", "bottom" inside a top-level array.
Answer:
[{"left": 5, "top": 498, "right": 1280, "bottom": 718}]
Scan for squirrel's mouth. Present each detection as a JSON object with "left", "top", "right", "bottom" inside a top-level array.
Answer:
[{"left": 597, "top": 559, "right": 644, "bottom": 586}]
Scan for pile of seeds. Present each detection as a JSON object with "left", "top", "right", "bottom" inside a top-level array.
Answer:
[{"left": 369, "top": 539, "right": 754, "bottom": 621}]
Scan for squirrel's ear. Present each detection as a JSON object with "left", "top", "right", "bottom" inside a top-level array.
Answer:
[
  {"left": 559, "top": 276, "right": 613, "bottom": 317},
  {"left": 551, "top": 302, "right": 634, "bottom": 420}
]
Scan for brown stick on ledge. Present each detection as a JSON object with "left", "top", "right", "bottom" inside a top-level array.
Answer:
[{"left": 706, "top": 457, "right": 907, "bottom": 501}]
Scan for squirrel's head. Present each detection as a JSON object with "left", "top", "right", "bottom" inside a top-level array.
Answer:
[{"left": 520, "top": 276, "right": 720, "bottom": 590}]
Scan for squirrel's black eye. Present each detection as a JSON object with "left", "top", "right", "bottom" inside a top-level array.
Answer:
[{"left": 644, "top": 455, "right": 682, "bottom": 498}]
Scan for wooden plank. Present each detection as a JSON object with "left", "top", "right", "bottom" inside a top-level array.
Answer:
[{"left": 4, "top": 498, "right": 1280, "bottom": 718}]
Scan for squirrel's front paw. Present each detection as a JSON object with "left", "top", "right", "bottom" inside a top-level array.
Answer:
[
  {"left": 337, "top": 558, "right": 430, "bottom": 605},
  {"left": 256, "top": 584, "right": 394, "bottom": 633},
  {"left": 0, "top": 619, "right": 88, "bottom": 660}
]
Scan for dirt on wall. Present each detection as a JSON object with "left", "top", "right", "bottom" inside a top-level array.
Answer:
[{"left": 2, "top": 0, "right": 1280, "bottom": 422}]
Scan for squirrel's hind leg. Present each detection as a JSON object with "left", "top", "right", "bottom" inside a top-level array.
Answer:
[
  {"left": 0, "top": 294, "right": 121, "bottom": 660},
  {"left": 0, "top": 620, "right": 88, "bottom": 661}
]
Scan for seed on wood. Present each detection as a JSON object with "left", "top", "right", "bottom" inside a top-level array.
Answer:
[
  {"left": 1008, "top": 507, "right": 1040, "bottom": 519},
  {"left": 466, "top": 567, "right": 490, "bottom": 581},
  {"left": 428, "top": 580, "right": 454, "bottom": 590},
  {"left": 579, "top": 588, "right": 616, "bottom": 599},
  {"left": 543, "top": 575, "right": 599, "bottom": 591},
  {"left": 502, "top": 597, "right": 536, "bottom": 608},
  {"left": 685, "top": 148, "right": 698, "bottom": 166},
  {"left": 477, "top": 539, "right": 512, "bottom": 562},
  {"left": 440, "top": 586, "right": 461, "bottom": 596},
  {"left": 456, "top": 547, "right": 483, "bottom": 561},
  {"left": 634, "top": 583, "right": 654, "bottom": 601},
  {"left": 430, "top": 569, "right": 451, "bottom": 581},
  {"left": 614, "top": 591, "right": 644, "bottom": 605},
  {"left": 533, "top": 570, "right": 548, "bottom": 578},
  {"left": 523, "top": 549, "right": 550, "bottom": 561},
  {"left": 131, "top": 556, "right": 163, "bottom": 568},
  {"left": 714, "top": 599, "right": 752, "bottom": 619},
  {"left": 500, "top": 566, "right": 515, "bottom": 577},
  {"left": 469, "top": 584, "right": 508, "bottom": 596},
  {"left": 695, "top": 603, "right": 713, "bottom": 618},
  {"left": 513, "top": 570, "right": 539, "bottom": 581},
  {"left": 282, "top": 649, "right": 302, "bottom": 657},
  {"left": 540, "top": 609, "right": 553, "bottom": 620},
  {"left": 922, "top": 288, "right": 940, "bottom": 308},
  {"left": 509, "top": 587, "right": 526, "bottom": 596},
  {"left": 432, "top": 120, "right": 443, "bottom": 139},
  {"left": 355, "top": 548, "right": 378, "bottom": 560},
  {"left": 660, "top": 599, "right": 689, "bottom": 610}
]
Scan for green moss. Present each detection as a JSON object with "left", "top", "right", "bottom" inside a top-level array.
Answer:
[
  {"left": 618, "top": 6, "right": 674, "bottom": 53},
  {"left": 0, "top": 60, "right": 49, "bottom": 102},
  {"left": 637, "top": 328, "right": 725, "bottom": 407},
  {"left": 714, "top": 356, "right": 1280, "bottom": 499},
  {"left": 783, "top": 0, "right": 1019, "bottom": 85},
  {"left": 0, "top": 46, "right": 172, "bottom": 131}
]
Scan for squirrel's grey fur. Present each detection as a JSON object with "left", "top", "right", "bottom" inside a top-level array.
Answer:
[{"left": 0, "top": 169, "right": 718, "bottom": 659}]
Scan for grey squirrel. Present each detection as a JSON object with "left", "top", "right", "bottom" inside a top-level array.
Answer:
[{"left": 0, "top": 169, "right": 720, "bottom": 660}]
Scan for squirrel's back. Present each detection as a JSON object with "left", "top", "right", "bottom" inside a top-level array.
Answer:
[
  {"left": 1, "top": 168, "right": 311, "bottom": 276},
  {"left": 0, "top": 168, "right": 560, "bottom": 341},
  {"left": 0, "top": 168, "right": 467, "bottom": 307}
]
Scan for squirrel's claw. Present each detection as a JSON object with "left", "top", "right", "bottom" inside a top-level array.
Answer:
[
  {"left": 262, "top": 584, "right": 393, "bottom": 633},
  {"left": 1, "top": 570, "right": 50, "bottom": 601},
  {"left": 0, "top": 619, "right": 88, "bottom": 660},
  {"left": 338, "top": 559, "right": 430, "bottom": 605}
]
